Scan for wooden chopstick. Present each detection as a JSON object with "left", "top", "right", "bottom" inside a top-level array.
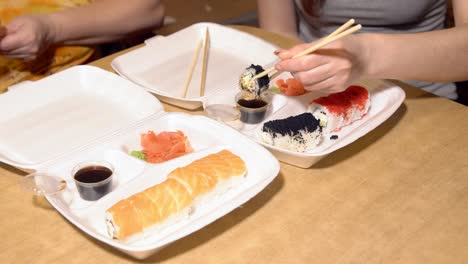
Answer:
[
  {"left": 292, "top": 24, "right": 361, "bottom": 58},
  {"left": 324, "top": 18, "right": 355, "bottom": 40},
  {"left": 181, "top": 39, "right": 203, "bottom": 98},
  {"left": 200, "top": 28, "right": 210, "bottom": 96},
  {"left": 252, "top": 20, "right": 361, "bottom": 81},
  {"left": 267, "top": 18, "right": 355, "bottom": 82}
]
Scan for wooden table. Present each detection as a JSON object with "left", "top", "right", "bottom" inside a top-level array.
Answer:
[{"left": 1, "top": 26, "right": 467, "bottom": 264}]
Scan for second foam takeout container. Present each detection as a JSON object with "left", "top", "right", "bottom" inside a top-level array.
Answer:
[
  {"left": 111, "top": 22, "right": 281, "bottom": 110},
  {"left": 0, "top": 65, "right": 280, "bottom": 259},
  {"left": 110, "top": 22, "right": 406, "bottom": 168}
]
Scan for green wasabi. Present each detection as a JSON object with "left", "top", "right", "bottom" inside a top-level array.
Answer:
[
  {"left": 130, "top": 150, "right": 146, "bottom": 160},
  {"left": 269, "top": 86, "right": 282, "bottom": 94}
]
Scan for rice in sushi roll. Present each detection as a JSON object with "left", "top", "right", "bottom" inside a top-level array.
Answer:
[{"left": 260, "top": 112, "right": 323, "bottom": 152}]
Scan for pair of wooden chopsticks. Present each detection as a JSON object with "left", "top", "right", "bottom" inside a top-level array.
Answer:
[
  {"left": 252, "top": 19, "right": 362, "bottom": 81},
  {"left": 181, "top": 28, "right": 210, "bottom": 98}
]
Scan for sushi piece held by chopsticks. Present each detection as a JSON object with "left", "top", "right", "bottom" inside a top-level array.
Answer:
[
  {"left": 251, "top": 19, "right": 362, "bottom": 82},
  {"left": 239, "top": 64, "right": 270, "bottom": 99}
]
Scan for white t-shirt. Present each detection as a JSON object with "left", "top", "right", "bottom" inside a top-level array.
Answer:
[{"left": 294, "top": 0, "right": 457, "bottom": 100}]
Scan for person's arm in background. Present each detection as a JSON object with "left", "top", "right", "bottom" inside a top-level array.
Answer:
[
  {"left": 453, "top": 0, "right": 468, "bottom": 24},
  {"left": 0, "top": 0, "right": 165, "bottom": 60},
  {"left": 361, "top": 0, "right": 468, "bottom": 83},
  {"left": 51, "top": 0, "right": 165, "bottom": 44},
  {"left": 257, "top": 0, "right": 300, "bottom": 41},
  {"left": 275, "top": 0, "right": 468, "bottom": 94}
]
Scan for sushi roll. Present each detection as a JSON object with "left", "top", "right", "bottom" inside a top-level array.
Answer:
[
  {"left": 239, "top": 64, "right": 270, "bottom": 98},
  {"left": 260, "top": 112, "right": 323, "bottom": 153},
  {"left": 309, "top": 85, "right": 370, "bottom": 133},
  {"left": 105, "top": 150, "right": 247, "bottom": 241}
]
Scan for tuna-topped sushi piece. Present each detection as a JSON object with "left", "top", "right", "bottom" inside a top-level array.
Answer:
[
  {"left": 239, "top": 64, "right": 270, "bottom": 98},
  {"left": 309, "top": 85, "right": 370, "bottom": 133},
  {"left": 260, "top": 112, "right": 323, "bottom": 153}
]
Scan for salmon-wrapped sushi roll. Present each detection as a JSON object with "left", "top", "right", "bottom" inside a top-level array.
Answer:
[{"left": 105, "top": 150, "right": 247, "bottom": 241}]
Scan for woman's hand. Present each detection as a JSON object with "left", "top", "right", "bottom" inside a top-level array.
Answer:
[
  {"left": 0, "top": 14, "right": 56, "bottom": 61},
  {"left": 275, "top": 35, "right": 368, "bottom": 94}
]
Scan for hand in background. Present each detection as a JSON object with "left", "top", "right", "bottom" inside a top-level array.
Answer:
[
  {"left": 275, "top": 35, "right": 366, "bottom": 95},
  {"left": 0, "top": 14, "right": 56, "bottom": 61}
]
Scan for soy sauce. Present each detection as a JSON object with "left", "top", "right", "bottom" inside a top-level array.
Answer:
[
  {"left": 74, "top": 166, "right": 112, "bottom": 183},
  {"left": 237, "top": 98, "right": 268, "bottom": 124},
  {"left": 237, "top": 98, "right": 268, "bottom": 108},
  {"left": 74, "top": 165, "right": 113, "bottom": 201}
]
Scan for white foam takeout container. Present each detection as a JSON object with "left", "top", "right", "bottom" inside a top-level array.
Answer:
[
  {"left": 249, "top": 79, "right": 406, "bottom": 168},
  {"left": 111, "top": 22, "right": 406, "bottom": 168},
  {"left": 0, "top": 65, "right": 280, "bottom": 259},
  {"left": 111, "top": 22, "right": 281, "bottom": 110}
]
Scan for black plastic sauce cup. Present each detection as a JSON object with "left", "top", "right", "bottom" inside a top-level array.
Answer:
[
  {"left": 72, "top": 161, "right": 114, "bottom": 201},
  {"left": 236, "top": 92, "right": 270, "bottom": 124}
]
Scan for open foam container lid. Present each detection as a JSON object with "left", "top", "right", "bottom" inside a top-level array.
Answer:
[
  {"left": 0, "top": 65, "right": 164, "bottom": 170},
  {"left": 111, "top": 22, "right": 281, "bottom": 110}
]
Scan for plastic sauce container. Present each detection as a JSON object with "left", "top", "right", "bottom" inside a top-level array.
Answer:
[
  {"left": 235, "top": 93, "right": 270, "bottom": 124},
  {"left": 72, "top": 160, "right": 114, "bottom": 201}
]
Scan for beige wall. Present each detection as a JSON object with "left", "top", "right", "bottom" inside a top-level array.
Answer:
[{"left": 158, "top": 0, "right": 258, "bottom": 35}]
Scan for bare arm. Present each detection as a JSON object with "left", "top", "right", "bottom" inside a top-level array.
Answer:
[
  {"left": 51, "top": 0, "right": 165, "bottom": 45},
  {"left": 276, "top": 0, "right": 468, "bottom": 93},
  {"left": 362, "top": 0, "right": 468, "bottom": 82},
  {"left": 0, "top": 0, "right": 164, "bottom": 60},
  {"left": 257, "top": 0, "right": 299, "bottom": 41},
  {"left": 453, "top": 0, "right": 468, "bottom": 24}
]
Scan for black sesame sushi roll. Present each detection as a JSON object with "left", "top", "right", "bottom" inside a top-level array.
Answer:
[{"left": 260, "top": 113, "right": 323, "bottom": 152}]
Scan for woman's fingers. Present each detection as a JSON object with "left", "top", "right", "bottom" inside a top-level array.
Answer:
[
  {"left": 276, "top": 53, "right": 328, "bottom": 72},
  {"left": 295, "top": 67, "right": 353, "bottom": 94},
  {"left": 301, "top": 75, "right": 344, "bottom": 94},
  {"left": 0, "top": 14, "right": 52, "bottom": 60},
  {"left": 274, "top": 38, "right": 359, "bottom": 94},
  {"left": 0, "top": 34, "right": 38, "bottom": 60},
  {"left": 3, "top": 50, "right": 38, "bottom": 61},
  {"left": 289, "top": 62, "right": 332, "bottom": 85},
  {"left": 0, "top": 33, "right": 26, "bottom": 52},
  {"left": 304, "top": 76, "right": 336, "bottom": 93},
  {"left": 275, "top": 42, "right": 316, "bottom": 59}
]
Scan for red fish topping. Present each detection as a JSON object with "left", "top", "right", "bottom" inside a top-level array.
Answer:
[
  {"left": 140, "top": 130, "right": 193, "bottom": 163},
  {"left": 311, "top": 85, "right": 369, "bottom": 121},
  {"left": 276, "top": 78, "right": 306, "bottom": 96}
]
